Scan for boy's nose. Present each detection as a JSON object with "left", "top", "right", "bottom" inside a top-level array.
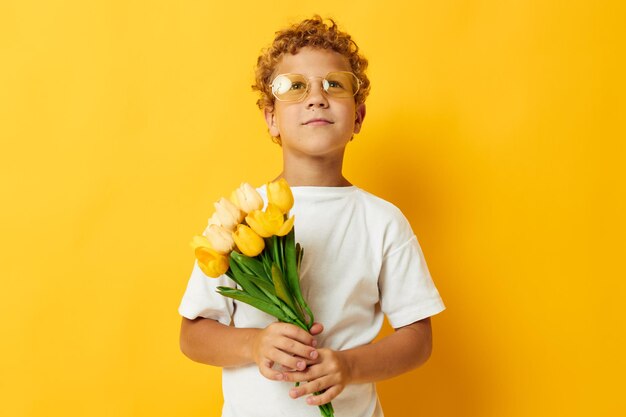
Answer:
[{"left": 304, "top": 81, "right": 329, "bottom": 108}]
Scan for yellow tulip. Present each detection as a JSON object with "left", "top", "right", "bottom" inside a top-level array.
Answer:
[
  {"left": 232, "top": 224, "right": 265, "bottom": 257},
  {"left": 267, "top": 178, "right": 294, "bottom": 214},
  {"left": 232, "top": 182, "right": 264, "bottom": 214},
  {"left": 245, "top": 204, "right": 284, "bottom": 237},
  {"left": 203, "top": 224, "right": 235, "bottom": 255},
  {"left": 190, "top": 235, "right": 230, "bottom": 278},
  {"left": 275, "top": 214, "right": 295, "bottom": 236},
  {"left": 214, "top": 197, "right": 244, "bottom": 230}
]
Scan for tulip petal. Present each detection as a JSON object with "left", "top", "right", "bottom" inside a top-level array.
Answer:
[
  {"left": 239, "top": 183, "right": 264, "bottom": 213},
  {"left": 267, "top": 178, "right": 294, "bottom": 214},
  {"left": 215, "top": 197, "right": 244, "bottom": 230},
  {"left": 195, "top": 246, "right": 229, "bottom": 278},
  {"left": 229, "top": 190, "right": 240, "bottom": 207},
  {"left": 190, "top": 235, "right": 211, "bottom": 250},
  {"left": 232, "top": 224, "right": 265, "bottom": 257},
  {"left": 205, "top": 224, "right": 235, "bottom": 254},
  {"left": 245, "top": 212, "right": 273, "bottom": 238},
  {"left": 231, "top": 182, "right": 264, "bottom": 214},
  {"left": 275, "top": 215, "right": 295, "bottom": 236}
]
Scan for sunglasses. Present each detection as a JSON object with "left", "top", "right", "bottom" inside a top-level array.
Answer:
[{"left": 270, "top": 71, "right": 361, "bottom": 102}]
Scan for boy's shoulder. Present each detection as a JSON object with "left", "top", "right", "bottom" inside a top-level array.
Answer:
[
  {"left": 353, "top": 187, "right": 415, "bottom": 233},
  {"left": 352, "top": 187, "right": 417, "bottom": 255},
  {"left": 353, "top": 187, "right": 406, "bottom": 218}
]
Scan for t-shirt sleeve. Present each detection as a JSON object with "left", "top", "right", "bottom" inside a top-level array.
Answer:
[
  {"left": 178, "top": 260, "right": 235, "bottom": 326},
  {"left": 378, "top": 214, "right": 446, "bottom": 328}
]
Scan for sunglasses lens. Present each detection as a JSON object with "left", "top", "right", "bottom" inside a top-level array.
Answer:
[
  {"left": 271, "top": 74, "right": 308, "bottom": 101},
  {"left": 324, "top": 72, "right": 360, "bottom": 98}
]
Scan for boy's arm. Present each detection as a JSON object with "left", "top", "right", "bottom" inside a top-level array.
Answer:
[
  {"left": 341, "top": 317, "right": 433, "bottom": 384},
  {"left": 180, "top": 317, "right": 259, "bottom": 367},
  {"left": 180, "top": 317, "right": 321, "bottom": 378},
  {"left": 281, "top": 317, "right": 433, "bottom": 406}
]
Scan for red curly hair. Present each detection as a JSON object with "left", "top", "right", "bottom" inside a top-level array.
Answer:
[{"left": 253, "top": 16, "right": 371, "bottom": 112}]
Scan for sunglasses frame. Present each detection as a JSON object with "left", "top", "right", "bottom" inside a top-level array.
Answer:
[{"left": 270, "top": 71, "right": 361, "bottom": 102}]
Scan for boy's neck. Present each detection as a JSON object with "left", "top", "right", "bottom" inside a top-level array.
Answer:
[{"left": 276, "top": 152, "right": 352, "bottom": 187}]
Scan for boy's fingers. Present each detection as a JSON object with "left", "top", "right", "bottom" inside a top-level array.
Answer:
[
  {"left": 268, "top": 349, "right": 309, "bottom": 372},
  {"left": 281, "top": 364, "right": 318, "bottom": 383},
  {"left": 289, "top": 375, "right": 332, "bottom": 399},
  {"left": 278, "top": 364, "right": 296, "bottom": 372},
  {"left": 279, "top": 353, "right": 319, "bottom": 372},
  {"left": 279, "top": 323, "right": 318, "bottom": 346},
  {"left": 306, "top": 385, "right": 342, "bottom": 406},
  {"left": 275, "top": 338, "right": 318, "bottom": 361},
  {"left": 258, "top": 359, "right": 283, "bottom": 381},
  {"left": 309, "top": 322, "right": 324, "bottom": 336}
]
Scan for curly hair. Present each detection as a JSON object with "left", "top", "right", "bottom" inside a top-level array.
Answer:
[{"left": 252, "top": 16, "right": 371, "bottom": 112}]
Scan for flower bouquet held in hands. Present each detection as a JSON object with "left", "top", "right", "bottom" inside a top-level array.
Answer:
[{"left": 190, "top": 179, "right": 334, "bottom": 417}]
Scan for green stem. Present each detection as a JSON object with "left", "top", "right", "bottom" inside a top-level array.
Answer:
[{"left": 319, "top": 403, "right": 333, "bottom": 417}]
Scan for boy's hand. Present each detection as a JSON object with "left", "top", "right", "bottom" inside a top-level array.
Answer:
[
  {"left": 251, "top": 322, "right": 319, "bottom": 381},
  {"left": 281, "top": 348, "right": 352, "bottom": 406}
]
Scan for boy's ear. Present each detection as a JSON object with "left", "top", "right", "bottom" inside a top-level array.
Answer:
[
  {"left": 264, "top": 107, "right": 281, "bottom": 137},
  {"left": 353, "top": 103, "right": 366, "bottom": 134}
]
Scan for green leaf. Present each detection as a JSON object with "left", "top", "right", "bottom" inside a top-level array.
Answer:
[
  {"left": 266, "top": 236, "right": 274, "bottom": 260},
  {"left": 277, "top": 233, "right": 286, "bottom": 275},
  {"left": 240, "top": 271, "right": 280, "bottom": 305},
  {"left": 271, "top": 263, "right": 300, "bottom": 319},
  {"left": 216, "top": 287, "right": 290, "bottom": 322},
  {"left": 229, "top": 257, "right": 271, "bottom": 303},
  {"left": 224, "top": 262, "right": 241, "bottom": 287},
  {"left": 284, "top": 229, "right": 314, "bottom": 327},
  {"left": 260, "top": 250, "right": 272, "bottom": 279},
  {"left": 219, "top": 275, "right": 305, "bottom": 327},
  {"left": 285, "top": 229, "right": 298, "bottom": 287},
  {"left": 231, "top": 251, "right": 270, "bottom": 282},
  {"left": 246, "top": 274, "right": 276, "bottom": 298},
  {"left": 271, "top": 236, "right": 281, "bottom": 274},
  {"left": 229, "top": 256, "right": 301, "bottom": 324},
  {"left": 296, "top": 243, "right": 304, "bottom": 274},
  {"left": 295, "top": 243, "right": 301, "bottom": 269}
]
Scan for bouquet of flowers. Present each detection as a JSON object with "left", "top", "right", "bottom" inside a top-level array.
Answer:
[{"left": 190, "top": 179, "right": 334, "bottom": 417}]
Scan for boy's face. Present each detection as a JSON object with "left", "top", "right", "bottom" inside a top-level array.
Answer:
[{"left": 264, "top": 47, "right": 366, "bottom": 159}]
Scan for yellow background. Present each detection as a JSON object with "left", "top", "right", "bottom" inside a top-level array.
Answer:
[{"left": 1, "top": 1, "right": 624, "bottom": 416}]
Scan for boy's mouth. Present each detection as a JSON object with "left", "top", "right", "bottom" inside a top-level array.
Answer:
[{"left": 303, "top": 118, "right": 334, "bottom": 126}]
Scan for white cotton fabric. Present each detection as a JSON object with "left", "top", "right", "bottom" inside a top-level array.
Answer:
[{"left": 179, "top": 185, "right": 446, "bottom": 417}]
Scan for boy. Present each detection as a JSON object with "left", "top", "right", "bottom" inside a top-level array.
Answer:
[{"left": 179, "top": 16, "right": 445, "bottom": 417}]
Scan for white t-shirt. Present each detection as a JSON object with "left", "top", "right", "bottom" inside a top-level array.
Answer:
[{"left": 179, "top": 185, "right": 446, "bottom": 417}]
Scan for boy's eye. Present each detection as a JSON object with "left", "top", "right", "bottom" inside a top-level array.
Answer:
[
  {"left": 326, "top": 80, "right": 342, "bottom": 88},
  {"left": 290, "top": 81, "right": 306, "bottom": 90}
]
